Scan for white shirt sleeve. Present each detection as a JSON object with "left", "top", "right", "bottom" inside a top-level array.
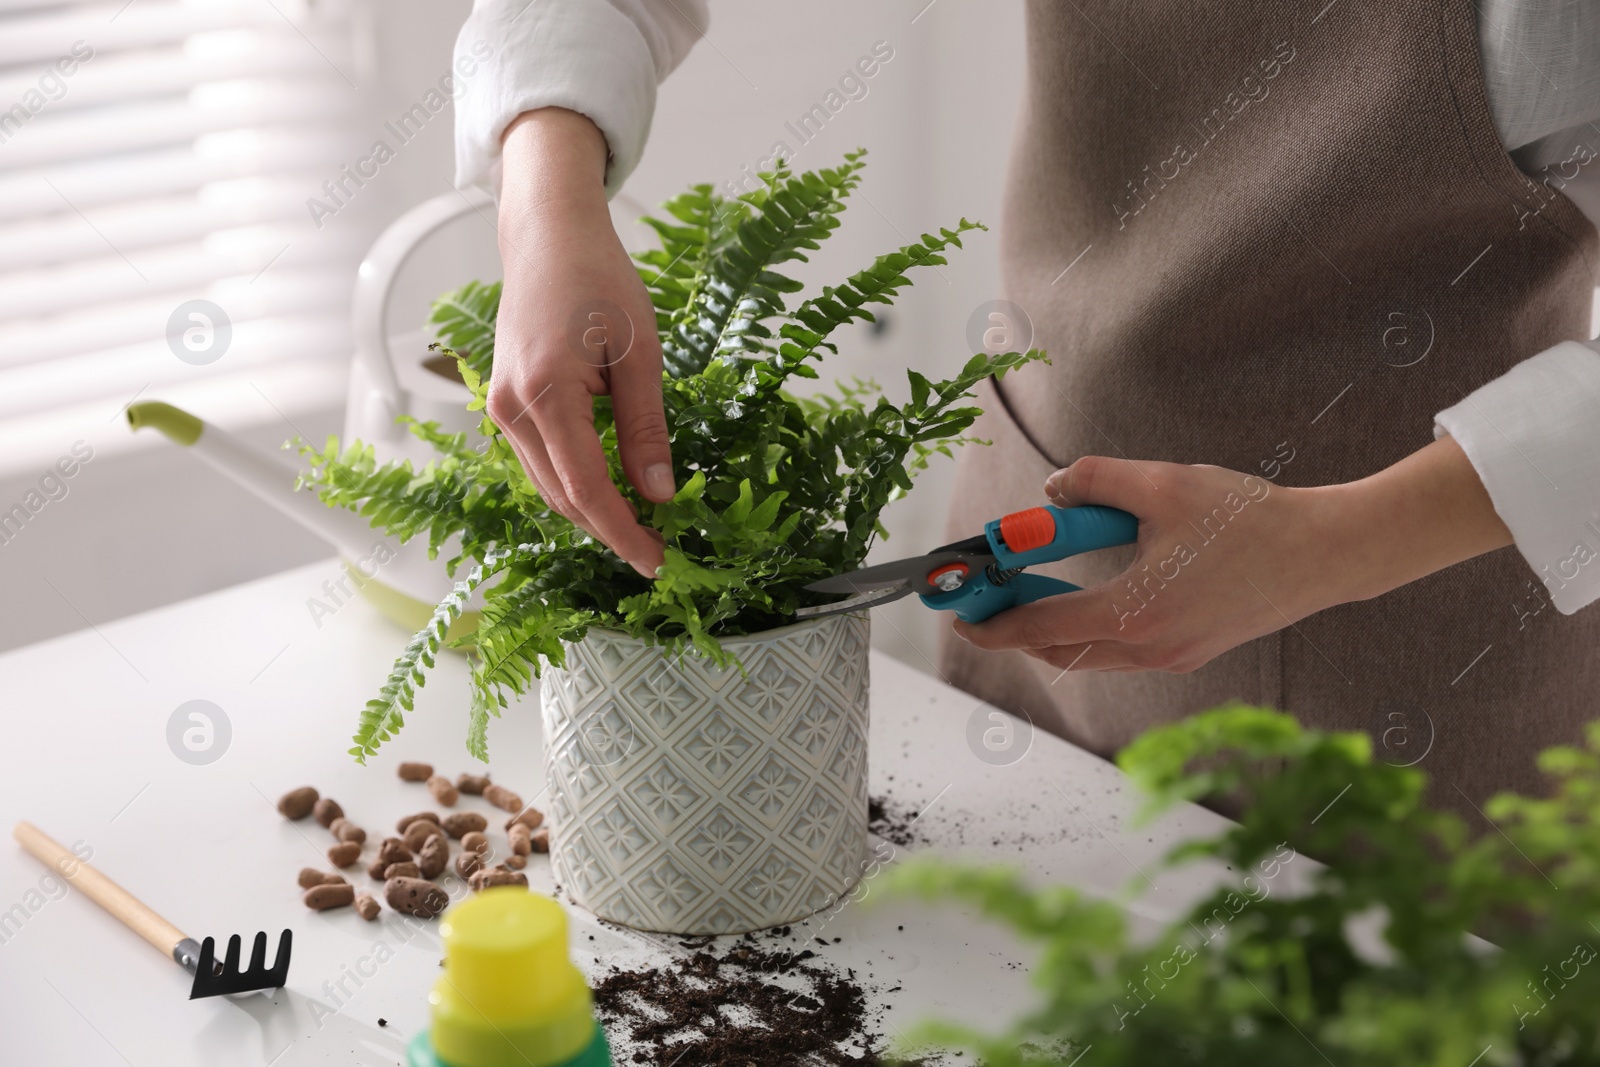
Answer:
[
  {"left": 452, "top": 0, "right": 709, "bottom": 198},
  {"left": 1435, "top": 340, "right": 1600, "bottom": 614}
]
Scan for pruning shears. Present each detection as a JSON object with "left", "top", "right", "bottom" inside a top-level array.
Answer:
[{"left": 796, "top": 505, "right": 1138, "bottom": 624}]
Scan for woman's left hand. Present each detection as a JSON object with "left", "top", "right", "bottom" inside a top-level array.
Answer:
[{"left": 952, "top": 438, "right": 1513, "bottom": 673}]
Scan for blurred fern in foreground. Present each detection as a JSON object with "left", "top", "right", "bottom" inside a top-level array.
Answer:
[{"left": 890, "top": 704, "right": 1600, "bottom": 1066}]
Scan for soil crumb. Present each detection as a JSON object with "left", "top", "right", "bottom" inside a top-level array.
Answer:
[
  {"left": 869, "top": 795, "right": 928, "bottom": 849},
  {"left": 593, "top": 940, "right": 927, "bottom": 1066}
]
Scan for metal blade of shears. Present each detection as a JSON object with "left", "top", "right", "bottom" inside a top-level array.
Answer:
[
  {"left": 792, "top": 581, "right": 915, "bottom": 619},
  {"left": 795, "top": 535, "right": 995, "bottom": 619}
]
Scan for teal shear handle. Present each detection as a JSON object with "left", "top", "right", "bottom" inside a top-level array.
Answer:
[{"left": 921, "top": 504, "right": 1137, "bottom": 623}]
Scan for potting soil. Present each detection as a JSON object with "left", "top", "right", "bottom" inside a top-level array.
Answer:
[{"left": 593, "top": 936, "right": 929, "bottom": 1065}]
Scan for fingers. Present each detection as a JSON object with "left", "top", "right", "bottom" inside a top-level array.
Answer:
[
  {"left": 1044, "top": 455, "right": 1164, "bottom": 512},
  {"left": 608, "top": 322, "right": 675, "bottom": 503},
  {"left": 951, "top": 588, "right": 1120, "bottom": 652},
  {"left": 501, "top": 412, "right": 601, "bottom": 541},
  {"left": 1019, "top": 641, "right": 1141, "bottom": 672},
  {"left": 535, "top": 381, "right": 667, "bottom": 577},
  {"left": 489, "top": 381, "right": 664, "bottom": 577}
]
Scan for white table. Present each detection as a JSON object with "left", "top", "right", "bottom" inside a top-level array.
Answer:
[{"left": 0, "top": 562, "right": 1246, "bottom": 1065}]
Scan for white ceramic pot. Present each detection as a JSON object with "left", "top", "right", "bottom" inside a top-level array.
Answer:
[{"left": 541, "top": 614, "right": 870, "bottom": 934}]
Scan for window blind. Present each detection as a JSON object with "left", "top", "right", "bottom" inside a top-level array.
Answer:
[{"left": 0, "top": 0, "right": 368, "bottom": 473}]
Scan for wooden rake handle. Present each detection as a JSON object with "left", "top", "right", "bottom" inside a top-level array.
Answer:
[{"left": 13, "top": 821, "right": 189, "bottom": 962}]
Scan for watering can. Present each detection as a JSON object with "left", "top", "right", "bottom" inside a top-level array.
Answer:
[{"left": 128, "top": 187, "right": 587, "bottom": 637}]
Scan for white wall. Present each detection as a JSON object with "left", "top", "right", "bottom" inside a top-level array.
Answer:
[{"left": 0, "top": 1, "right": 1028, "bottom": 671}]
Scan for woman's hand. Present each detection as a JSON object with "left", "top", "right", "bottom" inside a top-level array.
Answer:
[
  {"left": 952, "top": 437, "right": 1513, "bottom": 673},
  {"left": 490, "top": 107, "right": 672, "bottom": 578}
]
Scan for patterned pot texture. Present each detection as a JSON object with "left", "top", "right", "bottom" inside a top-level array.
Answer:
[{"left": 541, "top": 613, "right": 870, "bottom": 934}]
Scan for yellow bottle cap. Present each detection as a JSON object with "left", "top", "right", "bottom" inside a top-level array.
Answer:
[{"left": 429, "top": 888, "right": 598, "bottom": 1067}]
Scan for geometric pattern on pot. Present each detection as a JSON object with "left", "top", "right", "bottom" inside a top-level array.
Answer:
[{"left": 542, "top": 613, "right": 870, "bottom": 934}]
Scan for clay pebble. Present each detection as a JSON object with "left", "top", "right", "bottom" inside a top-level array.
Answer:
[
  {"left": 312, "top": 797, "right": 344, "bottom": 828},
  {"left": 426, "top": 775, "right": 459, "bottom": 807},
  {"left": 385, "top": 876, "right": 449, "bottom": 918},
  {"left": 277, "top": 787, "right": 318, "bottom": 821},
  {"left": 327, "top": 842, "right": 361, "bottom": 868},
  {"left": 469, "top": 868, "right": 528, "bottom": 891},
  {"left": 396, "top": 811, "right": 440, "bottom": 833},
  {"left": 304, "top": 882, "right": 355, "bottom": 911},
  {"left": 443, "top": 812, "right": 487, "bottom": 839},
  {"left": 505, "top": 808, "right": 544, "bottom": 832},
  {"left": 418, "top": 835, "right": 448, "bottom": 879},
  {"left": 483, "top": 784, "right": 522, "bottom": 814},
  {"left": 298, "top": 868, "right": 345, "bottom": 889}
]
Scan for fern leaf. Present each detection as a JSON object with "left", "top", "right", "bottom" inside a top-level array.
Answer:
[
  {"left": 471, "top": 578, "right": 592, "bottom": 698},
  {"left": 769, "top": 219, "right": 987, "bottom": 387},
  {"left": 465, "top": 678, "right": 499, "bottom": 763},
  {"left": 430, "top": 280, "right": 501, "bottom": 382},
  {"left": 348, "top": 544, "right": 529, "bottom": 763},
  {"left": 643, "top": 154, "right": 867, "bottom": 377}
]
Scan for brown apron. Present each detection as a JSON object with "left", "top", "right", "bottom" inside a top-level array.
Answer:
[{"left": 942, "top": 0, "right": 1600, "bottom": 820}]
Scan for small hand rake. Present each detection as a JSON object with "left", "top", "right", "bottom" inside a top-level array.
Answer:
[{"left": 13, "top": 821, "right": 291, "bottom": 998}]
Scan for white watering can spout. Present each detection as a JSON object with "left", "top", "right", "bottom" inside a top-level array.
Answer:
[{"left": 126, "top": 400, "right": 397, "bottom": 567}]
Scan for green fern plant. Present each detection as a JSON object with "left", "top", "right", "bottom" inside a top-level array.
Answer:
[
  {"left": 890, "top": 706, "right": 1600, "bottom": 1065},
  {"left": 298, "top": 151, "right": 1044, "bottom": 761}
]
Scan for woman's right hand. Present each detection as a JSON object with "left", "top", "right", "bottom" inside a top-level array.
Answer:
[{"left": 489, "top": 107, "right": 673, "bottom": 578}]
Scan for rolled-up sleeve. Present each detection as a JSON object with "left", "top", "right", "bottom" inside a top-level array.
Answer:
[
  {"left": 453, "top": 0, "right": 709, "bottom": 198},
  {"left": 1435, "top": 340, "right": 1600, "bottom": 614}
]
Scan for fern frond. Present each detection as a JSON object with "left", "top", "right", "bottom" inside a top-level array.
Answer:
[
  {"left": 644, "top": 152, "right": 867, "bottom": 377},
  {"left": 430, "top": 280, "right": 501, "bottom": 382},
  {"left": 465, "top": 679, "right": 498, "bottom": 763},
  {"left": 634, "top": 183, "right": 717, "bottom": 334},
  {"left": 471, "top": 578, "right": 592, "bottom": 697},
  {"left": 348, "top": 544, "right": 529, "bottom": 763},
  {"left": 766, "top": 219, "right": 987, "bottom": 389}
]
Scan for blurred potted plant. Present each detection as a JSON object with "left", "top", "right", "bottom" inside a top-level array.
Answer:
[
  {"left": 891, "top": 704, "right": 1600, "bottom": 1064},
  {"left": 299, "top": 152, "right": 1041, "bottom": 933}
]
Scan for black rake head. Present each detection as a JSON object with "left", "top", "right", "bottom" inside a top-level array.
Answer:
[{"left": 185, "top": 929, "right": 292, "bottom": 999}]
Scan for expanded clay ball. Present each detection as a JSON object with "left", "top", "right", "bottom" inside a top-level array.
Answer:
[
  {"left": 303, "top": 883, "right": 355, "bottom": 911},
  {"left": 298, "top": 868, "right": 346, "bottom": 889},
  {"left": 426, "top": 775, "right": 459, "bottom": 807},
  {"left": 354, "top": 893, "right": 381, "bottom": 921},
  {"left": 442, "top": 812, "right": 487, "bottom": 839},
  {"left": 385, "top": 877, "right": 448, "bottom": 918},
  {"left": 530, "top": 827, "right": 550, "bottom": 854},
  {"left": 396, "top": 811, "right": 440, "bottom": 833},
  {"left": 384, "top": 861, "right": 421, "bottom": 880},
  {"left": 459, "top": 831, "right": 489, "bottom": 856},
  {"left": 483, "top": 784, "right": 522, "bottom": 814},
  {"left": 327, "top": 842, "right": 361, "bottom": 868},
  {"left": 469, "top": 868, "right": 528, "bottom": 892},
  {"left": 454, "top": 851, "right": 482, "bottom": 879},
  {"left": 329, "top": 818, "right": 366, "bottom": 845},
  {"left": 418, "top": 835, "right": 448, "bottom": 879},
  {"left": 504, "top": 853, "right": 527, "bottom": 870},
  {"left": 456, "top": 773, "right": 490, "bottom": 795},
  {"left": 312, "top": 797, "right": 344, "bottom": 828},
  {"left": 403, "top": 819, "right": 446, "bottom": 852},
  {"left": 375, "top": 838, "right": 411, "bottom": 866},
  {"left": 277, "top": 787, "right": 318, "bottom": 821},
  {"left": 397, "top": 762, "right": 433, "bottom": 782},
  {"left": 505, "top": 807, "right": 544, "bottom": 832},
  {"left": 370, "top": 839, "right": 412, "bottom": 880}
]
